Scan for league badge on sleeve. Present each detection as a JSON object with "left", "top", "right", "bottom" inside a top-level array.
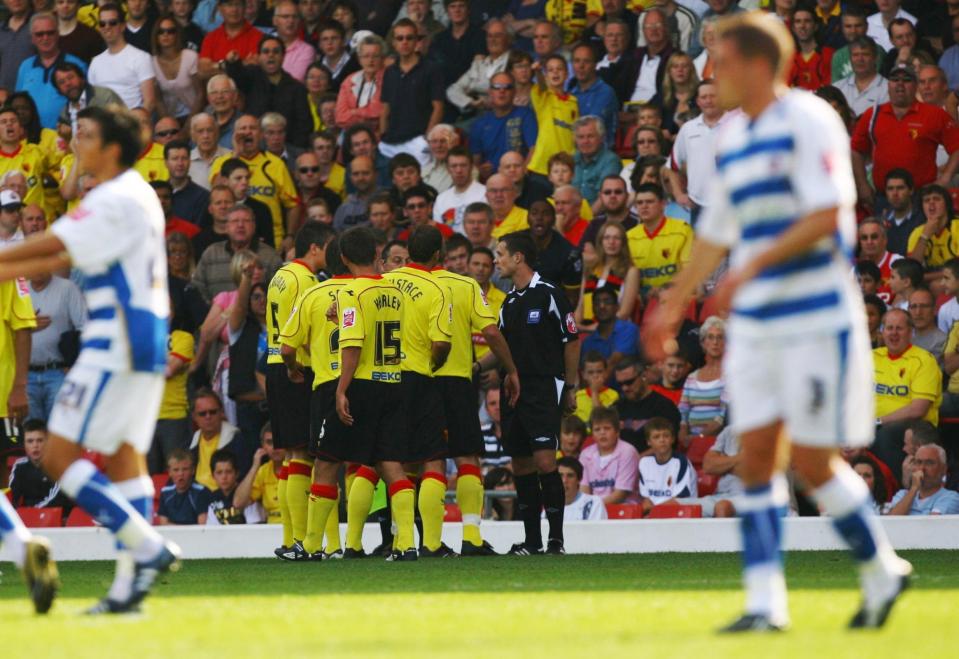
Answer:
[
  {"left": 565, "top": 312, "right": 578, "bottom": 334},
  {"left": 342, "top": 308, "right": 356, "bottom": 328}
]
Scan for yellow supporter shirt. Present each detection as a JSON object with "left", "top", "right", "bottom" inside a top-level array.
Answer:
[
  {"left": 527, "top": 85, "right": 579, "bottom": 175},
  {"left": 252, "top": 462, "right": 281, "bottom": 524},
  {"left": 0, "top": 279, "right": 36, "bottom": 418},
  {"left": 159, "top": 330, "right": 194, "bottom": 419},
  {"left": 58, "top": 153, "right": 81, "bottom": 214},
  {"left": 627, "top": 217, "right": 693, "bottom": 295},
  {"left": 946, "top": 323, "right": 959, "bottom": 395},
  {"left": 211, "top": 150, "right": 299, "bottom": 247},
  {"left": 492, "top": 205, "right": 529, "bottom": 239},
  {"left": 574, "top": 387, "right": 620, "bottom": 426},
  {"left": 267, "top": 260, "right": 317, "bottom": 365},
  {"left": 281, "top": 275, "right": 353, "bottom": 386},
  {"left": 473, "top": 284, "right": 505, "bottom": 359},
  {"left": 383, "top": 264, "right": 453, "bottom": 377},
  {"left": 325, "top": 162, "right": 346, "bottom": 199},
  {"left": 133, "top": 141, "right": 170, "bottom": 183},
  {"left": 873, "top": 344, "right": 942, "bottom": 424},
  {"left": 34, "top": 129, "right": 66, "bottom": 174},
  {"left": 196, "top": 434, "right": 220, "bottom": 491},
  {"left": 433, "top": 268, "right": 497, "bottom": 379},
  {"left": 906, "top": 220, "right": 959, "bottom": 269},
  {"left": 337, "top": 275, "right": 404, "bottom": 382},
  {"left": 0, "top": 143, "right": 47, "bottom": 211},
  {"left": 546, "top": 0, "right": 603, "bottom": 45}
]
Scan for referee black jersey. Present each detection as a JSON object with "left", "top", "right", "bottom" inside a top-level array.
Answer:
[{"left": 498, "top": 272, "right": 579, "bottom": 378}]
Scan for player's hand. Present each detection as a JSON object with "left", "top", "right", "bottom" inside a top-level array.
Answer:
[
  {"left": 287, "top": 364, "right": 304, "bottom": 384},
  {"left": 34, "top": 314, "right": 52, "bottom": 331},
  {"left": 910, "top": 468, "right": 923, "bottom": 491},
  {"left": 713, "top": 265, "right": 755, "bottom": 316},
  {"left": 503, "top": 370, "right": 520, "bottom": 407},
  {"left": 7, "top": 384, "right": 28, "bottom": 421},
  {"left": 336, "top": 391, "right": 353, "bottom": 426},
  {"left": 641, "top": 290, "right": 684, "bottom": 362}
]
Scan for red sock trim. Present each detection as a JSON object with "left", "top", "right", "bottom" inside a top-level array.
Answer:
[
  {"left": 288, "top": 461, "right": 312, "bottom": 478},
  {"left": 355, "top": 465, "right": 380, "bottom": 485},
  {"left": 388, "top": 479, "right": 414, "bottom": 497},
  {"left": 457, "top": 464, "right": 482, "bottom": 479},
  {"left": 278, "top": 466, "right": 289, "bottom": 481},
  {"left": 346, "top": 463, "right": 361, "bottom": 476},
  {"left": 422, "top": 471, "right": 447, "bottom": 486},
  {"left": 310, "top": 483, "right": 338, "bottom": 500}
]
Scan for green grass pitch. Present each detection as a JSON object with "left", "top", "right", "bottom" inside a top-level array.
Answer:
[{"left": 1, "top": 551, "right": 956, "bottom": 658}]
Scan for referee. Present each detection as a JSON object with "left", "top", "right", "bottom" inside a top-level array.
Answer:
[{"left": 477, "top": 231, "right": 580, "bottom": 555}]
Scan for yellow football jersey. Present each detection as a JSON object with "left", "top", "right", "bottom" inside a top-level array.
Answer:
[
  {"left": 267, "top": 260, "right": 316, "bottom": 365},
  {"left": 627, "top": 218, "right": 693, "bottom": 295},
  {"left": 383, "top": 264, "right": 453, "bottom": 377},
  {"left": 281, "top": 275, "right": 353, "bottom": 386},
  {"left": 473, "top": 284, "right": 505, "bottom": 359},
  {"left": 326, "top": 162, "right": 346, "bottom": 199},
  {"left": 252, "top": 462, "right": 281, "bottom": 524},
  {"left": 133, "top": 141, "right": 170, "bottom": 183},
  {"left": 159, "top": 330, "right": 194, "bottom": 419},
  {"left": 906, "top": 220, "right": 959, "bottom": 268},
  {"left": 574, "top": 387, "right": 620, "bottom": 426},
  {"left": 527, "top": 85, "right": 579, "bottom": 175},
  {"left": 546, "top": 0, "right": 603, "bottom": 45},
  {"left": 0, "top": 278, "right": 37, "bottom": 418},
  {"left": 210, "top": 150, "right": 299, "bottom": 247},
  {"left": 945, "top": 323, "right": 959, "bottom": 395},
  {"left": 873, "top": 344, "right": 942, "bottom": 424},
  {"left": 492, "top": 205, "right": 529, "bottom": 239},
  {"left": 337, "top": 275, "right": 404, "bottom": 383},
  {"left": 0, "top": 143, "right": 47, "bottom": 212},
  {"left": 433, "top": 268, "right": 497, "bottom": 379}
]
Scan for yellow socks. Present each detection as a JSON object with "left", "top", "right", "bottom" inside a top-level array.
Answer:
[
  {"left": 456, "top": 464, "right": 484, "bottom": 547},
  {"left": 303, "top": 483, "right": 337, "bottom": 554},
  {"left": 389, "top": 479, "right": 416, "bottom": 552},
  {"left": 419, "top": 471, "right": 447, "bottom": 552},
  {"left": 278, "top": 462, "right": 293, "bottom": 548},
  {"left": 324, "top": 492, "right": 341, "bottom": 553},
  {"left": 346, "top": 466, "right": 378, "bottom": 551},
  {"left": 286, "top": 459, "right": 312, "bottom": 542}
]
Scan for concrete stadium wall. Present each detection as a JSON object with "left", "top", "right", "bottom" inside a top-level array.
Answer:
[{"left": 4, "top": 517, "right": 959, "bottom": 561}]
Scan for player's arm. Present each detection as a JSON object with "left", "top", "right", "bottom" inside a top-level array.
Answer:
[
  {"left": 0, "top": 232, "right": 72, "bottom": 282},
  {"left": 562, "top": 338, "right": 581, "bottom": 415},
  {"left": 886, "top": 473, "right": 922, "bottom": 516},
  {"left": 431, "top": 340, "right": 451, "bottom": 371},
  {"left": 480, "top": 323, "right": 520, "bottom": 406},
  {"left": 336, "top": 346, "right": 360, "bottom": 426}
]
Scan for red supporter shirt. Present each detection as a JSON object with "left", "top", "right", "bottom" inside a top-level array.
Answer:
[
  {"left": 199, "top": 22, "right": 262, "bottom": 63},
  {"left": 851, "top": 101, "right": 959, "bottom": 190},
  {"left": 563, "top": 218, "right": 589, "bottom": 248},
  {"left": 166, "top": 217, "right": 200, "bottom": 239},
  {"left": 397, "top": 222, "right": 454, "bottom": 241},
  {"left": 788, "top": 48, "right": 833, "bottom": 91}
]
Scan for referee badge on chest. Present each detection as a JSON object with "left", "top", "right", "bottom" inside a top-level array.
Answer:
[{"left": 527, "top": 309, "right": 542, "bottom": 324}]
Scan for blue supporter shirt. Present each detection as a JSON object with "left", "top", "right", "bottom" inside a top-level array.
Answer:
[
  {"left": 569, "top": 77, "right": 618, "bottom": 147},
  {"left": 16, "top": 53, "right": 87, "bottom": 129},
  {"left": 889, "top": 487, "right": 959, "bottom": 515},
  {"left": 469, "top": 106, "right": 538, "bottom": 171},
  {"left": 157, "top": 482, "right": 213, "bottom": 524},
  {"left": 581, "top": 319, "right": 639, "bottom": 363}
]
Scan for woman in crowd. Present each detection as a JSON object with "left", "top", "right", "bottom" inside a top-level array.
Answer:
[
  {"left": 575, "top": 221, "right": 640, "bottom": 331},
  {"left": 678, "top": 316, "right": 728, "bottom": 451},
  {"left": 334, "top": 35, "right": 386, "bottom": 131},
  {"left": 693, "top": 17, "right": 719, "bottom": 80},
  {"left": 656, "top": 52, "right": 700, "bottom": 136},
  {"left": 152, "top": 15, "right": 203, "bottom": 120},
  {"left": 815, "top": 85, "right": 855, "bottom": 133},
  {"left": 329, "top": 0, "right": 359, "bottom": 46},
  {"left": 851, "top": 455, "right": 889, "bottom": 513},
  {"left": 507, "top": 49, "right": 534, "bottom": 107},
  {"left": 305, "top": 62, "right": 333, "bottom": 132}
]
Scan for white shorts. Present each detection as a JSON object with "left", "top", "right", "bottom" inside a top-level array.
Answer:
[
  {"left": 724, "top": 327, "right": 874, "bottom": 447},
  {"left": 48, "top": 364, "right": 164, "bottom": 455}
]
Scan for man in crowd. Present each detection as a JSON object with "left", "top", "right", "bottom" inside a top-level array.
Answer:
[
  {"left": 553, "top": 185, "right": 589, "bottom": 247},
  {"left": 333, "top": 156, "right": 378, "bottom": 231},
  {"left": 909, "top": 288, "right": 947, "bottom": 362},
  {"left": 834, "top": 37, "right": 888, "bottom": 118},
  {"left": 581, "top": 285, "right": 639, "bottom": 377},
  {"left": 272, "top": 0, "right": 314, "bottom": 82},
  {"left": 523, "top": 200, "right": 581, "bottom": 301},
  {"left": 16, "top": 12, "right": 87, "bottom": 129},
  {"left": 571, "top": 116, "right": 621, "bottom": 206},
  {"left": 832, "top": 5, "right": 884, "bottom": 81},
  {"left": 499, "top": 151, "right": 550, "bottom": 210},
  {"left": 627, "top": 7, "right": 673, "bottom": 105},
  {"left": 463, "top": 202, "right": 496, "bottom": 251},
  {"left": 87, "top": 3, "right": 156, "bottom": 111},
  {"left": 557, "top": 456, "right": 607, "bottom": 520},
  {"left": 627, "top": 183, "right": 693, "bottom": 300},
  {"left": 887, "top": 444, "right": 959, "bottom": 514},
  {"left": 879, "top": 169, "right": 923, "bottom": 254},
  {"left": 569, "top": 43, "right": 618, "bottom": 148},
  {"left": 205, "top": 74, "right": 239, "bottom": 149},
  {"left": 189, "top": 113, "right": 229, "bottom": 189},
  {"left": 166, "top": 141, "right": 209, "bottom": 227},
  {"left": 198, "top": 0, "right": 262, "bottom": 78},
  {"left": 54, "top": 61, "right": 124, "bottom": 135},
  {"left": 486, "top": 173, "right": 528, "bottom": 239},
  {"left": 858, "top": 218, "right": 901, "bottom": 302},
  {"left": 612, "top": 358, "right": 680, "bottom": 453},
  {"left": 218, "top": 158, "right": 275, "bottom": 247},
  {"left": 445, "top": 17, "right": 511, "bottom": 118},
  {"left": 434, "top": 146, "right": 486, "bottom": 234},
  {"left": 56, "top": 0, "right": 105, "bottom": 64},
  {"left": 469, "top": 71, "right": 537, "bottom": 180}
]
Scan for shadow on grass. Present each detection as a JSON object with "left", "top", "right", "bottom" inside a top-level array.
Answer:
[{"left": 0, "top": 551, "right": 954, "bottom": 600}]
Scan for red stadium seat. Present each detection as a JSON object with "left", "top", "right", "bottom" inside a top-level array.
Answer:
[
  {"left": 444, "top": 503, "right": 462, "bottom": 522},
  {"left": 647, "top": 504, "right": 702, "bottom": 519},
  {"left": 697, "top": 471, "right": 719, "bottom": 496},
  {"left": 699, "top": 295, "right": 721, "bottom": 323},
  {"left": 17, "top": 507, "right": 63, "bottom": 528},
  {"left": 65, "top": 507, "right": 97, "bottom": 527},
  {"left": 152, "top": 473, "right": 170, "bottom": 492},
  {"left": 685, "top": 435, "right": 716, "bottom": 468},
  {"left": 6, "top": 454, "right": 18, "bottom": 470},
  {"left": 606, "top": 503, "right": 643, "bottom": 519}
]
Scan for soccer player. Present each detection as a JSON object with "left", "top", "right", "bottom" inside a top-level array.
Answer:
[
  {"left": 383, "top": 225, "right": 455, "bottom": 557},
  {"left": 434, "top": 240, "right": 520, "bottom": 555},
  {"left": 266, "top": 222, "right": 335, "bottom": 560},
  {"left": 0, "top": 105, "right": 180, "bottom": 614},
  {"left": 645, "top": 12, "right": 911, "bottom": 631},
  {"left": 306, "top": 226, "right": 418, "bottom": 561},
  {"left": 479, "top": 231, "right": 580, "bottom": 555}
]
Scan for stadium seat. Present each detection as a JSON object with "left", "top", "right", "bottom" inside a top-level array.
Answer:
[
  {"left": 444, "top": 503, "right": 462, "bottom": 522},
  {"left": 6, "top": 454, "right": 19, "bottom": 471},
  {"left": 17, "top": 507, "right": 63, "bottom": 528},
  {"left": 647, "top": 504, "right": 702, "bottom": 519},
  {"left": 606, "top": 503, "right": 643, "bottom": 519},
  {"left": 699, "top": 295, "right": 721, "bottom": 323},
  {"left": 697, "top": 471, "right": 718, "bottom": 497},
  {"left": 65, "top": 507, "right": 97, "bottom": 527},
  {"left": 152, "top": 473, "right": 170, "bottom": 492},
  {"left": 685, "top": 435, "right": 716, "bottom": 468}
]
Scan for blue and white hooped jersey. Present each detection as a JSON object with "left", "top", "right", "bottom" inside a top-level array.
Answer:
[
  {"left": 51, "top": 169, "right": 169, "bottom": 373},
  {"left": 698, "top": 90, "right": 863, "bottom": 339}
]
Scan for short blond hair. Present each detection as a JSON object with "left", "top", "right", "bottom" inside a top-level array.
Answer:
[{"left": 717, "top": 11, "right": 795, "bottom": 82}]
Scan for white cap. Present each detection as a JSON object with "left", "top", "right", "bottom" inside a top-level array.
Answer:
[
  {"left": 0, "top": 189, "right": 22, "bottom": 209},
  {"left": 350, "top": 30, "right": 374, "bottom": 52}
]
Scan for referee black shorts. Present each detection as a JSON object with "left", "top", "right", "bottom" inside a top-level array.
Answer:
[
  {"left": 266, "top": 362, "right": 314, "bottom": 450},
  {"left": 308, "top": 378, "right": 338, "bottom": 457},
  {"left": 401, "top": 371, "right": 448, "bottom": 463},
  {"left": 313, "top": 379, "right": 406, "bottom": 465},
  {"left": 437, "top": 375, "right": 484, "bottom": 458},
  {"left": 0, "top": 417, "right": 23, "bottom": 455},
  {"left": 500, "top": 375, "right": 562, "bottom": 458}
]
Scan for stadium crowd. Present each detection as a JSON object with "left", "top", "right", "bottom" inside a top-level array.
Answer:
[{"left": 4, "top": 0, "right": 959, "bottom": 539}]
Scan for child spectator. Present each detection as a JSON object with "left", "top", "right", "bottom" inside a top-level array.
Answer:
[
  {"left": 527, "top": 53, "right": 578, "bottom": 180},
  {"left": 855, "top": 260, "right": 882, "bottom": 299},
  {"left": 888, "top": 257, "right": 923, "bottom": 311},
  {"left": 559, "top": 415, "right": 588, "bottom": 459},
  {"left": 556, "top": 456, "right": 607, "bottom": 521},
  {"left": 547, "top": 152, "right": 591, "bottom": 221},
  {"left": 483, "top": 467, "right": 515, "bottom": 521},
  {"left": 233, "top": 422, "right": 284, "bottom": 524},
  {"left": 937, "top": 258, "right": 959, "bottom": 333},
  {"left": 638, "top": 417, "right": 698, "bottom": 514},
  {"left": 206, "top": 449, "right": 263, "bottom": 525},
  {"left": 649, "top": 350, "right": 691, "bottom": 405},
  {"left": 575, "top": 350, "right": 620, "bottom": 426},
  {"left": 156, "top": 449, "right": 213, "bottom": 525},
  {"left": 863, "top": 294, "right": 887, "bottom": 348},
  {"left": 8, "top": 419, "right": 70, "bottom": 509},
  {"left": 578, "top": 407, "right": 640, "bottom": 504}
]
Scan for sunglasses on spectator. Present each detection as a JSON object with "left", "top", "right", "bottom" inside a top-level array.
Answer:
[
  {"left": 156, "top": 129, "right": 179, "bottom": 138},
  {"left": 601, "top": 189, "right": 625, "bottom": 195},
  {"left": 196, "top": 409, "right": 220, "bottom": 417},
  {"left": 299, "top": 166, "right": 320, "bottom": 173},
  {"left": 394, "top": 34, "right": 422, "bottom": 42},
  {"left": 615, "top": 374, "right": 642, "bottom": 387},
  {"left": 158, "top": 27, "right": 177, "bottom": 35},
  {"left": 99, "top": 19, "right": 121, "bottom": 27}
]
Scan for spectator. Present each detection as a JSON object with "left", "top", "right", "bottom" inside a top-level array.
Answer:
[
  {"left": 333, "top": 155, "right": 379, "bottom": 231},
  {"left": 857, "top": 218, "right": 901, "bottom": 303},
  {"left": 787, "top": 5, "right": 833, "bottom": 91},
  {"left": 638, "top": 417, "right": 697, "bottom": 513},
  {"left": 483, "top": 466, "right": 515, "bottom": 521},
  {"left": 152, "top": 15, "right": 203, "bottom": 120},
  {"left": 880, "top": 17, "right": 936, "bottom": 79},
  {"left": 446, "top": 17, "right": 511, "bottom": 117},
  {"left": 865, "top": 294, "right": 887, "bottom": 348},
  {"left": 486, "top": 172, "right": 529, "bottom": 238},
  {"left": 122, "top": 0, "right": 155, "bottom": 54},
  {"left": 500, "top": 150, "right": 550, "bottom": 210},
  {"left": 887, "top": 444, "right": 959, "bottom": 514},
  {"left": 692, "top": 16, "right": 719, "bottom": 80},
  {"left": 522, "top": 199, "right": 579, "bottom": 297},
  {"left": 0, "top": 0, "right": 34, "bottom": 91},
  {"left": 939, "top": 293, "right": 959, "bottom": 413},
  {"left": 334, "top": 34, "right": 386, "bottom": 130},
  {"left": 88, "top": 3, "right": 157, "bottom": 111},
  {"left": 580, "top": 175, "right": 637, "bottom": 267},
  {"left": 580, "top": 281, "right": 638, "bottom": 364},
  {"left": 569, "top": 42, "right": 618, "bottom": 148},
  {"left": 479, "top": 385, "right": 509, "bottom": 472},
  {"left": 940, "top": 14, "right": 959, "bottom": 90},
  {"left": 557, "top": 456, "right": 608, "bottom": 520},
  {"left": 527, "top": 53, "right": 579, "bottom": 179},
  {"left": 304, "top": 197, "right": 334, "bottom": 226},
  {"left": 396, "top": 185, "right": 453, "bottom": 239},
  {"left": 271, "top": 0, "right": 314, "bottom": 82},
  {"left": 433, "top": 146, "right": 486, "bottom": 233},
  {"left": 53, "top": 61, "right": 124, "bottom": 136},
  {"left": 909, "top": 288, "right": 947, "bottom": 361},
  {"left": 579, "top": 406, "right": 639, "bottom": 504},
  {"left": 154, "top": 180, "right": 199, "bottom": 240},
  {"left": 303, "top": 62, "right": 331, "bottom": 132},
  {"left": 613, "top": 357, "right": 681, "bottom": 453},
  {"left": 553, "top": 185, "right": 589, "bottom": 246},
  {"left": 170, "top": 0, "right": 205, "bottom": 51},
  {"left": 814, "top": 0, "right": 845, "bottom": 49},
  {"left": 294, "top": 152, "right": 341, "bottom": 222},
  {"left": 156, "top": 449, "right": 212, "bottom": 525},
  {"left": 833, "top": 5, "right": 883, "bottom": 82},
  {"left": 638, "top": 0, "right": 696, "bottom": 54},
  {"left": 260, "top": 113, "right": 300, "bottom": 174},
  {"left": 867, "top": 0, "right": 916, "bottom": 53},
  {"left": 421, "top": 124, "right": 456, "bottom": 192},
  {"left": 189, "top": 390, "right": 239, "bottom": 491},
  {"left": 166, "top": 140, "right": 210, "bottom": 227},
  {"left": 577, "top": 221, "right": 639, "bottom": 328},
  {"left": 874, "top": 308, "right": 942, "bottom": 481},
  {"left": 429, "top": 0, "right": 487, "bottom": 90},
  {"left": 8, "top": 419, "right": 71, "bottom": 509},
  {"left": 571, "top": 115, "right": 621, "bottom": 206},
  {"left": 559, "top": 415, "right": 586, "bottom": 459},
  {"left": 205, "top": 73, "right": 239, "bottom": 149},
  {"left": 502, "top": 0, "right": 547, "bottom": 53},
  {"left": 380, "top": 238, "right": 410, "bottom": 272},
  {"left": 649, "top": 350, "right": 691, "bottom": 405},
  {"left": 367, "top": 192, "right": 400, "bottom": 240},
  {"left": 597, "top": 17, "right": 637, "bottom": 106},
  {"left": 879, "top": 168, "right": 922, "bottom": 255},
  {"left": 506, "top": 48, "right": 535, "bottom": 107},
  {"left": 385, "top": 152, "right": 436, "bottom": 210},
  {"left": 816, "top": 84, "right": 857, "bottom": 133},
  {"left": 469, "top": 71, "right": 538, "bottom": 180},
  {"left": 379, "top": 18, "right": 444, "bottom": 166},
  {"left": 310, "top": 130, "right": 346, "bottom": 199},
  {"left": 899, "top": 420, "right": 939, "bottom": 488},
  {"left": 442, "top": 233, "right": 471, "bottom": 275},
  {"left": 851, "top": 454, "right": 889, "bottom": 513},
  {"left": 154, "top": 116, "right": 183, "bottom": 146},
  {"left": 233, "top": 422, "right": 284, "bottom": 524},
  {"left": 678, "top": 316, "right": 727, "bottom": 451},
  {"left": 217, "top": 157, "right": 276, "bottom": 247},
  {"left": 889, "top": 257, "right": 922, "bottom": 310},
  {"left": 575, "top": 351, "right": 620, "bottom": 427},
  {"left": 15, "top": 12, "right": 87, "bottom": 130},
  {"left": 907, "top": 184, "right": 958, "bottom": 273},
  {"left": 626, "top": 6, "right": 673, "bottom": 105},
  {"left": 0, "top": 111, "right": 47, "bottom": 217},
  {"left": 655, "top": 51, "right": 700, "bottom": 136},
  {"left": 56, "top": 0, "right": 106, "bottom": 64},
  {"left": 834, "top": 37, "right": 888, "bottom": 118},
  {"left": 857, "top": 261, "right": 882, "bottom": 298},
  {"left": 463, "top": 201, "right": 496, "bottom": 251},
  {"left": 679, "top": 425, "right": 741, "bottom": 518},
  {"left": 627, "top": 183, "right": 693, "bottom": 300},
  {"left": 317, "top": 19, "right": 358, "bottom": 93},
  {"left": 918, "top": 66, "right": 957, "bottom": 129},
  {"left": 206, "top": 449, "right": 263, "bottom": 524},
  {"left": 197, "top": 0, "right": 262, "bottom": 79}
]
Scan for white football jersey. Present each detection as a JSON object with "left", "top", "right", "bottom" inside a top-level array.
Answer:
[{"left": 639, "top": 454, "right": 697, "bottom": 504}]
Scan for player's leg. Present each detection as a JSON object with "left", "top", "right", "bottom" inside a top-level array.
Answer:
[
  {"left": 345, "top": 465, "right": 379, "bottom": 556},
  {"left": 418, "top": 457, "right": 451, "bottom": 555},
  {"left": 510, "top": 455, "right": 544, "bottom": 555},
  {"left": 276, "top": 461, "right": 293, "bottom": 554},
  {"left": 303, "top": 458, "right": 340, "bottom": 558},
  {"left": 454, "top": 456, "right": 494, "bottom": 555},
  {"left": 283, "top": 447, "right": 313, "bottom": 557},
  {"left": 377, "top": 461, "right": 417, "bottom": 560},
  {"left": 0, "top": 488, "right": 58, "bottom": 613},
  {"left": 407, "top": 375, "right": 451, "bottom": 556},
  {"left": 533, "top": 447, "right": 565, "bottom": 554}
]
